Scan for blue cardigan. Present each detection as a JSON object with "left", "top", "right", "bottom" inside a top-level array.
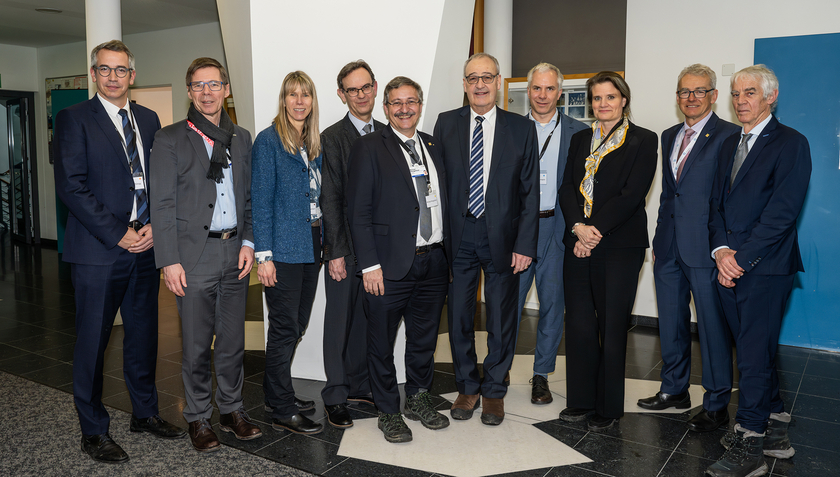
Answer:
[{"left": 252, "top": 125, "right": 322, "bottom": 264}]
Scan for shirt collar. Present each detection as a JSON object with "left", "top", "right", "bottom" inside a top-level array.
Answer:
[
  {"left": 684, "top": 111, "right": 713, "bottom": 134},
  {"left": 742, "top": 113, "right": 773, "bottom": 137},
  {"left": 347, "top": 112, "right": 373, "bottom": 135},
  {"left": 391, "top": 126, "right": 418, "bottom": 144},
  {"left": 96, "top": 93, "right": 130, "bottom": 118},
  {"left": 528, "top": 108, "right": 559, "bottom": 127},
  {"left": 470, "top": 105, "right": 496, "bottom": 123}
]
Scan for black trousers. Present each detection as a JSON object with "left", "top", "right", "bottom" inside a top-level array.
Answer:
[
  {"left": 263, "top": 226, "right": 322, "bottom": 419},
  {"left": 364, "top": 247, "right": 448, "bottom": 414},
  {"left": 563, "top": 245, "right": 644, "bottom": 419}
]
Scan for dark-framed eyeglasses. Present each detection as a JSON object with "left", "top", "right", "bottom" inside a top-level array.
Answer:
[
  {"left": 189, "top": 81, "right": 226, "bottom": 92},
  {"left": 386, "top": 99, "right": 421, "bottom": 108},
  {"left": 344, "top": 83, "right": 374, "bottom": 97},
  {"left": 95, "top": 65, "right": 132, "bottom": 78},
  {"left": 677, "top": 88, "right": 713, "bottom": 99},
  {"left": 465, "top": 74, "right": 498, "bottom": 85}
]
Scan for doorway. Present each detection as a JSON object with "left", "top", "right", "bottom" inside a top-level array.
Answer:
[{"left": 0, "top": 91, "right": 39, "bottom": 244}]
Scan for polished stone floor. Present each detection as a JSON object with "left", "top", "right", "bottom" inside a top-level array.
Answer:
[{"left": 0, "top": 240, "right": 838, "bottom": 476}]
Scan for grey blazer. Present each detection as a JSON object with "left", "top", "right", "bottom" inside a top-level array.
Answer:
[
  {"left": 149, "top": 119, "right": 253, "bottom": 272},
  {"left": 320, "top": 113, "right": 386, "bottom": 262}
]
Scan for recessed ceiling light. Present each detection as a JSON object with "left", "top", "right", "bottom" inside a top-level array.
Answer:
[{"left": 35, "top": 8, "right": 63, "bottom": 14}]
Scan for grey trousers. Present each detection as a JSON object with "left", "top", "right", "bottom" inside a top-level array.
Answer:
[{"left": 177, "top": 236, "right": 248, "bottom": 422}]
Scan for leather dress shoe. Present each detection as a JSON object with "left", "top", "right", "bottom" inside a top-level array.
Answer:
[
  {"left": 559, "top": 407, "right": 595, "bottom": 422},
  {"left": 325, "top": 403, "right": 353, "bottom": 428},
  {"left": 504, "top": 371, "right": 511, "bottom": 386},
  {"left": 481, "top": 397, "right": 505, "bottom": 425},
  {"left": 220, "top": 408, "right": 262, "bottom": 440},
  {"left": 450, "top": 393, "right": 480, "bottom": 420},
  {"left": 188, "top": 419, "right": 221, "bottom": 452},
  {"left": 531, "top": 375, "right": 553, "bottom": 404},
  {"left": 272, "top": 413, "right": 323, "bottom": 435},
  {"left": 688, "top": 408, "right": 730, "bottom": 432},
  {"left": 347, "top": 394, "right": 376, "bottom": 407},
  {"left": 81, "top": 433, "right": 129, "bottom": 463},
  {"left": 637, "top": 391, "right": 691, "bottom": 410},
  {"left": 130, "top": 414, "right": 187, "bottom": 439},
  {"left": 587, "top": 413, "right": 618, "bottom": 431}
]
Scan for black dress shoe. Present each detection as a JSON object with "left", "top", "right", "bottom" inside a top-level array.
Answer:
[
  {"left": 559, "top": 407, "right": 595, "bottom": 422},
  {"left": 130, "top": 414, "right": 187, "bottom": 439},
  {"left": 688, "top": 408, "right": 730, "bottom": 432},
  {"left": 272, "top": 413, "right": 323, "bottom": 435},
  {"left": 81, "top": 433, "right": 129, "bottom": 464},
  {"left": 347, "top": 394, "right": 376, "bottom": 407},
  {"left": 295, "top": 397, "right": 315, "bottom": 412},
  {"left": 637, "top": 391, "right": 691, "bottom": 410},
  {"left": 530, "top": 375, "right": 553, "bottom": 404},
  {"left": 325, "top": 403, "right": 353, "bottom": 428},
  {"left": 587, "top": 413, "right": 618, "bottom": 431}
]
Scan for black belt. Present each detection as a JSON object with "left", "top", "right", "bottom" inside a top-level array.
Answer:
[
  {"left": 415, "top": 242, "right": 444, "bottom": 255},
  {"left": 466, "top": 211, "right": 483, "bottom": 219},
  {"left": 208, "top": 228, "right": 237, "bottom": 239},
  {"left": 128, "top": 220, "right": 145, "bottom": 231},
  {"left": 539, "top": 209, "right": 555, "bottom": 219}
]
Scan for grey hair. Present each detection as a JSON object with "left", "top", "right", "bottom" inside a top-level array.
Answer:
[
  {"left": 383, "top": 76, "right": 424, "bottom": 104},
  {"left": 731, "top": 64, "right": 779, "bottom": 111},
  {"left": 463, "top": 52, "right": 500, "bottom": 77},
  {"left": 527, "top": 62, "right": 564, "bottom": 89},
  {"left": 90, "top": 40, "right": 136, "bottom": 70},
  {"left": 677, "top": 63, "right": 716, "bottom": 90}
]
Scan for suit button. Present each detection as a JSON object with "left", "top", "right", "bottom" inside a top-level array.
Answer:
[
  {"left": 465, "top": 189, "right": 469, "bottom": 194},
  {"left": 302, "top": 168, "right": 307, "bottom": 172},
  {"left": 412, "top": 234, "right": 416, "bottom": 238},
  {"left": 306, "top": 218, "right": 311, "bottom": 222},
  {"left": 209, "top": 204, "right": 213, "bottom": 208},
  {"left": 204, "top": 226, "right": 209, "bottom": 230},
  {"left": 129, "top": 186, "right": 134, "bottom": 191},
  {"left": 305, "top": 193, "right": 309, "bottom": 197},
  {"left": 415, "top": 207, "right": 419, "bottom": 211},
  {"left": 126, "top": 212, "right": 130, "bottom": 216},
  {"left": 671, "top": 214, "right": 674, "bottom": 218},
  {"left": 675, "top": 193, "right": 680, "bottom": 197},
  {"left": 727, "top": 230, "right": 732, "bottom": 234}
]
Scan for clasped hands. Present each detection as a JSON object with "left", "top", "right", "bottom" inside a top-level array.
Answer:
[{"left": 573, "top": 224, "right": 602, "bottom": 258}]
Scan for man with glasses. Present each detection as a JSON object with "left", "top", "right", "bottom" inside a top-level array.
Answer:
[
  {"left": 434, "top": 53, "right": 539, "bottom": 426},
  {"left": 637, "top": 64, "right": 739, "bottom": 434},
  {"left": 347, "top": 76, "right": 450, "bottom": 443},
  {"left": 319, "top": 60, "right": 385, "bottom": 428},
  {"left": 54, "top": 40, "right": 185, "bottom": 464},
  {"left": 150, "top": 57, "right": 261, "bottom": 452}
]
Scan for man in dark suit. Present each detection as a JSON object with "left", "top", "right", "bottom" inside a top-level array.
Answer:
[
  {"left": 54, "top": 40, "right": 185, "bottom": 464},
  {"left": 706, "top": 65, "right": 810, "bottom": 477},
  {"left": 320, "top": 60, "right": 385, "bottom": 428},
  {"left": 517, "top": 63, "right": 587, "bottom": 405},
  {"left": 150, "top": 57, "right": 261, "bottom": 453},
  {"left": 638, "top": 64, "right": 739, "bottom": 433},
  {"left": 434, "top": 53, "right": 539, "bottom": 425},
  {"left": 347, "top": 76, "right": 450, "bottom": 443}
]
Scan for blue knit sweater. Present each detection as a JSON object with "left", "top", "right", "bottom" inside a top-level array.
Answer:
[{"left": 251, "top": 125, "right": 322, "bottom": 264}]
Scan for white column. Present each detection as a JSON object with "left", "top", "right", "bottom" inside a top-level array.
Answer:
[
  {"left": 84, "top": 0, "right": 122, "bottom": 98},
  {"left": 484, "top": 0, "right": 513, "bottom": 105}
]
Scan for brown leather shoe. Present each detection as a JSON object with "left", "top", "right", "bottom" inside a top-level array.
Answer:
[
  {"left": 219, "top": 408, "right": 262, "bottom": 440},
  {"left": 450, "top": 393, "right": 481, "bottom": 420},
  {"left": 481, "top": 397, "right": 505, "bottom": 425},
  {"left": 188, "top": 418, "right": 221, "bottom": 452}
]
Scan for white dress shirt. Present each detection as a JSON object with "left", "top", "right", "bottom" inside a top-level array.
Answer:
[{"left": 96, "top": 94, "right": 146, "bottom": 222}]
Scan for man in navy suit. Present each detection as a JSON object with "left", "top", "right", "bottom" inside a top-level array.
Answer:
[
  {"left": 638, "top": 64, "right": 739, "bottom": 433},
  {"left": 706, "top": 65, "right": 811, "bottom": 477},
  {"left": 54, "top": 40, "right": 184, "bottom": 464},
  {"left": 434, "top": 53, "right": 539, "bottom": 426},
  {"left": 347, "top": 76, "right": 450, "bottom": 443},
  {"left": 517, "top": 63, "right": 586, "bottom": 405}
]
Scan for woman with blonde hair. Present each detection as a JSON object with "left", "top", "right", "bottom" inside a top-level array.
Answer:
[{"left": 252, "top": 70, "right": 324, "bottom": 435}]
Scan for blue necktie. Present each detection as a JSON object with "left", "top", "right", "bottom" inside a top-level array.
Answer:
[
  {"left": 119, "top": 109, "right": 149, "bottom": 225},
  {"left": 468, "top": 116, "right": 485, "bottom": 217}
]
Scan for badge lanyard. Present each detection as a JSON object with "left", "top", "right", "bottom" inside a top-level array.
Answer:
[{"left": 397, "top": 136, "right": 432, "bottom": 193}]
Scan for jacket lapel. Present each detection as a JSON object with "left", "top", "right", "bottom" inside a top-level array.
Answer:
[
  {"left": 488, "top": 107, "right": 507, "bottom": 185},
  {"left": 661, "top": 125, "right": 678, "bottom": 189},
  {"left": 677, "top": 113, "right": 718, "bottom": 185},
  {"left": 186, "top": 122, "right": 211, "bottom": 174},
  {"left": 458, "top": 107, "right": 471, "bottom": 178},
  {"left": 90, "top": 98, "right": 132, "bottom": 175},
  {"left": 382, "top": 127, "right": 417, "bottom": 201}
]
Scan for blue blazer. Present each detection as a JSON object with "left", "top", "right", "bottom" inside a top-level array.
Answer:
[
  {"left": 653, "top": 113, "right": 739, "bottom": 267},
  {"left": 252, "top": 125, "right": 323, "bottom": 264},
  {"left": 54, "top": 97, "right": 160, "bottom": 265},
  {"left": 709, "top": 115, "right": 811, "bottom": 275},
  {"left": 550, "top": 109, "right": 588, "bottom": 250}
]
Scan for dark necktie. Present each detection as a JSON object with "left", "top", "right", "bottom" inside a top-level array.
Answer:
[
  {"left": 406, "top": 139, "right": 432, "bottom": 241},
  {"left": 730, "top": 133, "right": 753, "bottom": 187},
  {"left": 119, "top": 109, "right": 149, "bottom": 225},
  {"left": 468, "top": 116, "right": 485, "bottom": 217},
  {"left": 675, "top": 128, "right": 695, "bottom": 183},
  {"left": 362, "top": 123, "right": 373, "bottom": 135}
]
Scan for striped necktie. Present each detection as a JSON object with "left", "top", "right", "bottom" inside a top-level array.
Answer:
[
  {"left": 468, "top": 116, "right": 485, "bottom": 217},
  {"left": 119, "top": 109, "right": 149, "bottom": 225}
]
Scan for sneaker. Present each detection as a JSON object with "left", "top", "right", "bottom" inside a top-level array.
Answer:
[
  {"left": 378, "top": 412, "right": 412, "bottom": 443},
  {"left": 707, "top": 424, "right": 768, "bottom": 477},
  {"left": 404, "top": 392, "right": 450, "bottom": 430},
  {"left": 720, "top": 413, "right": 795, "bottom": 459}
]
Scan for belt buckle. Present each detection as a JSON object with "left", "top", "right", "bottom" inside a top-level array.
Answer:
[{"left": 220, "top": 230, "right": 234, "bottom": 240}]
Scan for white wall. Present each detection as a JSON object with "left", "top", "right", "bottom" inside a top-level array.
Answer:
[
  {"left": 625, "top": 0, "right": 840, "bottom": 318},
  {"left": 0, "top": 44, "right": 38, "bottom": 91}
]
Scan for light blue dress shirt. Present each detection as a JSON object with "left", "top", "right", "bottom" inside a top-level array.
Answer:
[
  {"left": 199, "top": 137, "right": 254, "bottom": 249},
  {"left": 529, "top": 110, "right": 562, "bottom": 211}
]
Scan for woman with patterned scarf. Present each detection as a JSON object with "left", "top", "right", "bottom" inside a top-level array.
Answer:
[{"left": 557, "top": 71, "right": 658, "bottom": 431}]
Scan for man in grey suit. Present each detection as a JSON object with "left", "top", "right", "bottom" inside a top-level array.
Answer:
[
  {"left": 637, "top": 64, "right": 739, "bottom": 433},
  {"left": 150, "top": 57, "right": 261, "bottom": 452},
  {"left": 319, "top": 60, "right": 386, "bottom": 428},
  {"left": 517, "top": 63, "right": 587, "bottom": 405}
]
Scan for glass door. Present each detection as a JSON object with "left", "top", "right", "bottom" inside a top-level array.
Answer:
[{"left": 4, "top": 97, "right": 38, "bottom": 243}]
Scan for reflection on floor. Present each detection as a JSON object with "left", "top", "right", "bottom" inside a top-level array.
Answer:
[{"left": 1, "top": 242, "right": 839, "bottom": 476}]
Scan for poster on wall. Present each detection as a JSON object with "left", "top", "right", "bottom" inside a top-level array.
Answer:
[{"left": 46, "top": 75, "right": 88, "bottom": 164}]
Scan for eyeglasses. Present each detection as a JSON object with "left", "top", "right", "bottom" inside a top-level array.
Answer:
[
  {"left": 465, "top": 74, "right": 498, "bottom": 85},
  {"left": 344, "top": 83, "right": 374, "bottom": 97},
  {"left": 386, "top": 99, "right": 421, "bottom": 108},
  {"left": 677, "top": 88, "right": 713, "bottom": 99},
  {"left": 189, "top": 81, "right": 226, "bottom": 92},
  {"left": 95, "top": 65, "right": 132, "bottom": 78}
]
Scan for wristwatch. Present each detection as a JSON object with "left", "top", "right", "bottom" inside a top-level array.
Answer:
[{"left": 571, "top": 222, "right": 585, "bottom": 236}]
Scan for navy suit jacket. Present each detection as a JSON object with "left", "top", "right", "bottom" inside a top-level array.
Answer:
[
  {"left": 434, "top": 106, "right": 539, "bottom": 271},
  {"left": 548, "top": 109, "right": 588, "bottom": 250},
  {"left": 653, "top": 113, "right": 739, "bottom": 267},
  {"left": 54, "top": 96, "right": 161, "bottom": 265},
  {"left": 346, "top": 126, "right": 448, "bottom": 281},
  {"left": 709, "top": 115, "right": 811, "bottom": 275}
]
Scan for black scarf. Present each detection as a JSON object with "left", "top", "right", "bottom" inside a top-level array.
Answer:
[{"left": 187, "top": 103, "right": 235, "bottom": 183}]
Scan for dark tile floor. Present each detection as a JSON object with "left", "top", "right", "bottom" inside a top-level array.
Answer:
[{"left": 1, "top": 239, "right": 838, "bottom": 476}]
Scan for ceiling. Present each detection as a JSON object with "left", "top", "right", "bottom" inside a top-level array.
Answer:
[{"left": 0, "top": 0, "right": 220, "bottom": 48}]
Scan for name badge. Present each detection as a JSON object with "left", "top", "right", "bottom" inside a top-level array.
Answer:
[
  {"left": 410, "top": 163, "right": 428, "bottom": 178},
  {"left": 133, "top": 176, "right": 145, "bottom": 190},
  {"left": 310, "top": 202, "right": 321, "bottom": 217},
  {"left": 540, "top": 170, "right": 548, "bottom": 185},
  {"left": 425, "top": 190, "right": 439, "bottom": 208}
]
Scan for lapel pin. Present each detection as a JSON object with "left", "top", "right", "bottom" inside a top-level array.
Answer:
[
  {"left": 705, "top": 133, "right": 710, "bottom": 137},
  {"left": 428, "top": 142, "right": 433, "bottom": 146}
]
